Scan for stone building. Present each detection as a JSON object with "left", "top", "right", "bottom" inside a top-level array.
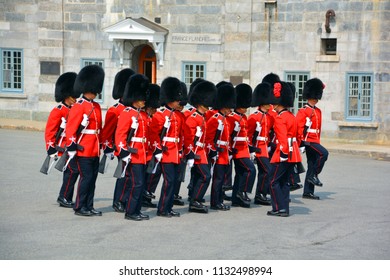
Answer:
[{"left": 0, "top": 0, "right": 389, "bottom": 143}]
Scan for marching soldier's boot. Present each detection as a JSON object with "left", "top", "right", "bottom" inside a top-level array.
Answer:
[{"left": 189, "top": 200, "right": 208, "bottom": 213}]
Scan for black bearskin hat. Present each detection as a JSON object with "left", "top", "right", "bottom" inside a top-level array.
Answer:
[
  {"left": 145, "top": 83, "right": 160, "bottom": 109},
  {"left": 189, "top": 78, "right": 205, "bottom": 96},
  {"left": 112, "top": 68, "right": 135, "bottom": 100},
  {"left": 160, "top": 76, "right": 183, "bottom": 104},
  {"left": 235, "top": 83, "right": 252, "bottom": 108},
  {"left": 179, "top": 82, "right": 188, "bottom": 106},
  {"left": 251, "top": 82, "right": 273, "bottom": 107},
  {"left": 303, "top": 78, "right": 325, "bottom": 100},
  {"left": 55, "top": 72, "right": 78, "bottom": 102},
  {"left": 213, "top": 84, "right": 236, "bottom": 110},
  {"left": 262, "top": 72, "right": 280, "bottom": 86},
  {"left": 73, "top": 64, "right": 105, "bottom": 96},
  {"left": 272, "top": 81, "right": 295, "bottom": 108},
  {"left": 122, "top": 74, "right": 150, "bottom": 106},
  {"left": 216, "top": 80, "right": 233, "bottom": 88},
  {"left": 189, "top": 80, "right": 217, "bottom": 108}
]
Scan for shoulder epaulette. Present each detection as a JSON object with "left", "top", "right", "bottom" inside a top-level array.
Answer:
[
  {"left": 56, "top": 104, "right": 63, "bottom": 110},
  {"left": 77, "top": 99, "right": 84, "bottom": 104}
]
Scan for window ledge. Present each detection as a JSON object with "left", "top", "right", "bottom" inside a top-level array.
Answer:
[
  {"left": 0, "top": 93, "right": 27, "bottom": 99},
  {"left": 338, "top": 121, "right": 378, "bottom": 129},
  {"left": 316, "top": 55, "right": 340, "bottom": 62}
]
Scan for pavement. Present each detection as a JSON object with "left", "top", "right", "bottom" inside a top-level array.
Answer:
[{"left": 1, "top": 117, "right": 389, "bottom": 161}]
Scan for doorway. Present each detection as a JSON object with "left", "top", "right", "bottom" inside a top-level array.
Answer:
[{"left": 138, "top": 45, "right": 156, "bottom": 83}]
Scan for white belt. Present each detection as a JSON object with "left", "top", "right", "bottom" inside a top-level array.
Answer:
[
  {"left": 131, "top": 137, "right": 146, "bottom": 143},
  {"left": 163, "top": 136, "right": 179, "bottom": 143},
  {"left": 196, "top": 142, "right": 205, "bottom": 148},
  {"left": 216, "top": 140, "right": 228, "bottom": 146},
  {"left": 82, "top": 129, "right": 100, "bottom": 134},
  {"left": 307, "top": 128, "right": 319, "bottom": 133},
  {"left": 288, "top": 137, "right": 297, "bottom": 142},
  {"left": 256, "top": 136, "right": 268, "bottom": 141},
  {"left": 233, "top": 137, "right": 248, "bottom": 142}
]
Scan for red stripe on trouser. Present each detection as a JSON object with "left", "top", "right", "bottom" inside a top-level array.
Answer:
[
  {"left": 195, "top": 165, "right": 206, "bottom": 199},
  {"left": 159, "top": 164, "right": 168, "bottom": 212},
  {"left": 311, "top": 145, "right": 324, "bottom": 174},
  {"left": 74, "top": 159, "right": 83, "bottom": 209},
  {"left": 239, "top": 159, "right": 251, "bottom": 192},
  {"left": 126, "top": 166, "right": 135, "bottom": 212},
  {"left": 269, "top": 164, "right": 279, "bottom": 211}
]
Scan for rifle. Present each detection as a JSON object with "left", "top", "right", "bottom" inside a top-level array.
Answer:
[
  {"left": 55, "top": 106, "right": 94, "bottom": 172},
  {"left": 178, "top": 125, "right": 202, "bottom": 181},
  {"left": 113, "top": 110, "right": 140, "bottom": 178},
  {"left": 210, "top": 117, "right": 225, "bottom": 174},
  {"left": 40, "top": 116, "right": 67, "bottom": 175},
  {"left": 146, "top": 109, "right": 173, "bottom": 174}
]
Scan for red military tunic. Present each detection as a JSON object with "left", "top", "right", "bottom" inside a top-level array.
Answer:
[
  {"left": 183, "top": 106, "right": 196, "bottom": 119},
  {"left": 183, "top": 111, "right": 208, "bottom": 164},
  {"left": 45, "top": 103, "right": 70, "bottom": 156},
  {"left": 176, "top": 110, "right": 186, "bottom": 160},
  {"left": 148, "top": 106, "right": 183, "bottom": 164},
  {"left": 205, "top": 109, "right": 217, "bottom": 122},
  {"left": 226, "top": 111, "right": 250, "bottom": 159},
  {"left": 115, "top": 106, "right": 148, "bottom": 164},
  {"left": 296, "top": 104, "right": 322, "bottom": 145},
  {"left": 205, "top": 112, "right": 230, "bottom": 165},
  {"left": 100, "top": 102, "right": 126, "bottom": 150},
  {"left": 270, "top": 109, "right": 302, "bottom": 163},
  {"left": 247, "top": 108, "right": 274, "bottom": 158},
  {"left": 145, "top": 110, "right": 154, "bottom": 162},
  {"left": 66, "top": 96, "right": 102, "bottom": 157}
]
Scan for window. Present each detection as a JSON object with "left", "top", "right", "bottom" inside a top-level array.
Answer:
[
  {"left": 182, "top": 62, "right": 206, "bottom": 89},
  {"left": 1, "top": 49, "right": 23, "bottom": 93},
  {"left": 346, "top": 73, "right": 373, "bottom": 120},
  {"left": 285, "top": 72, "right": 310, "bottom": 114},
  {"left": 81, "top": 59, "right": 104, "bottom": 102},
  {"left": 321, "top": 38, "right": 337, "bottom": 55}
]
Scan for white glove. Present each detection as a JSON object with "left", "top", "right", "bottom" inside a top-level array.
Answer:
[
  {"left": 68, "top": 150, "right": 77, "bottom": 159},
  {"left": 81, "top": 113, "right": 89, "bottom": 127},
  {"left": 195, "top": 126, "right": 202, "bottom": 137},
  {"left": 122, "top": 154, "right": 131, "bottom": 163},
  {"left": 155, "top": 153, "right": 163, "bottom": 162},
  {"left": 217, "top": 119, "right": 224, "bottom": 130},
  {"left": 131, "top": 116, "right": 139, "bottom": 130},
  {"left": 250, "top": 152, "right": 256, "bottom": 161},
  {"left": 163, "top": 116, "right": 170, "bottom": 128},
  {"left": 267, "top": 146, "right": 271, "bottom": 153},
  {"left": 234, "top": 121, "right": 240, "bottom": 132},
  {"left": 187, "top": 159, "right": 194, "bottom": 168},
  {"left": 60, "top": 117, "right": 67, "bottom": 129},
  {"left": 50, "top": 152, "right": 58, "bottom": 158},
  {"left": 229, "top": 155, "right": 233, "bottom": 161},
  {"left": 299, "top": 146, "right": 306, "bottom": 154},
  {"left": 106, "top": 152, "right": 115, "bottom": 160},
  {"left": 305, "top": 117, "right": 312, "bottom": 127}
]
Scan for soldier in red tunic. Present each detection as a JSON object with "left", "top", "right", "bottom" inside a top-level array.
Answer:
[
  {"left": 268, "top": 81, "right": 302, "bottom": 217},
  {"left": 227, "top": 83, "right": 256, "bottom": 208},
  {"left": 247, "top": 82, "right": 275, "bottom": 206},
  {"left": 100, "top": 68, "right": 135, "bottom": 213},
  {"left": 66, "top": 65, "right": 104, "bottom": 216},
  {"left": 184, "top": 80, "right": 217, "bottom": 213},
  {"left": 296, "top": 78, "right": 328, "bottom": 200},
  {"left": 205, "top": 83, "right": 236, "bottom": 210},
  {"left": 143, "top": 83, "right": 161, "bottom": 208},
  {"left": 45, "top": 72, "right": 79, "bottom": 207},
  {"left": 115, "top": 74, "right": 150, "bottom": 221},
  {"left": 148, "top": 77, "right": 184, "bottom": 217}
]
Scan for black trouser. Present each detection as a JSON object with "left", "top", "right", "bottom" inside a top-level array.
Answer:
[
  {"left": 255, "top": 157, "right": 272, "bottom": 196},
  {"left": 304, "top": 143, "right": 329, "bottom": 194},
  {"left": 125, "top": 163, "right": 145, "bottom": 215},
  {"left": 145, "top": 161, "right": 162, "bottom": 194},
  {"left": 59, "top": 158, "right": 79, "bottom": 201},
  {"left": 269, "top": 162, "right": 293, "bottom": 213},
  {"left": 191, "top": 163, "right": 211, "bottom": 202},
  {"left": 74, "top": 156, "right": 99, "bottom": 211},
  {"left": 210, "top": 164, "right": 229, "bottom": 206},
  {"left": 231, "top": 158, "right": 256, "bottom": 203},
  {"left": 158, "top": 163, "right": 179, "bottom": 214}
]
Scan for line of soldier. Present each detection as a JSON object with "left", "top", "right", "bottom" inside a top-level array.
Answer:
[{"left": 43, "top": 64, "right": 328, "bottom": 220}]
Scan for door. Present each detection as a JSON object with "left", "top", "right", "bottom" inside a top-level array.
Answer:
[{"left": 138, "top": 45, "right": 156, "bottom": 83}]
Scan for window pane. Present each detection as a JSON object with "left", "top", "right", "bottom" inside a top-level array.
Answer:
[
  {"left": 347, "top": 74, "right": 373, "bottom": 119},
  {"left": 2, "top": 49, "right": 23, "bottom": 90},
  {"left": 183, "top": 62, "right": 205, "bottom": 88}
]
